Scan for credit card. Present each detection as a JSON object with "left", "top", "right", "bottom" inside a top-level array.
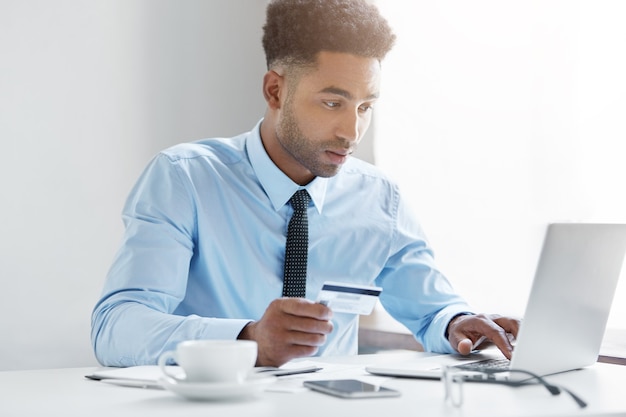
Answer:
[{"left": 316, "top": 281, "right": 382, "bottom": 315}]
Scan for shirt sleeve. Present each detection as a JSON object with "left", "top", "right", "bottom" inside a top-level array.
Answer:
[
  {"left": 375, "top": 189, "right": 474, "bottom": 354},
  {"left": 90, "top": 153, "right": 250, "bottom": 366}
]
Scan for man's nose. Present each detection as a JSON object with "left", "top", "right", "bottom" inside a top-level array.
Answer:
[{"left": 336, "top": 110, "right": 361, "bottom": 143}]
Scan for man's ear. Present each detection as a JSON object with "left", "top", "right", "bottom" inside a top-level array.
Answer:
[{"left": 262, "top": 70, "right": 284, "bottom": 110}]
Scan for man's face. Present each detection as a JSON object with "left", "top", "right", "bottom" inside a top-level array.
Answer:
[{"left": 274, "top": 51, "right": 381, "bottom": 182}]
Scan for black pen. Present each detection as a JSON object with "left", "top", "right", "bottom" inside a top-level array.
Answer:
[{"left": 254, "top": 365, "right": 323, "bottom": 377}]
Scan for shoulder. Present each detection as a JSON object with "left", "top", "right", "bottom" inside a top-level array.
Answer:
[
  {"left": 340, "top": 157, "right": 399, "bottom": 192},
  {"left": 331, "top": 157, "right": 402, "bottom": 215},
  {"left": 159, "top": 131, "right": 248, "bottom": 166}
]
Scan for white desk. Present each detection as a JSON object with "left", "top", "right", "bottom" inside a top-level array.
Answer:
[{"left": 1, "top": 351, "right": 625, "bottom": 417}]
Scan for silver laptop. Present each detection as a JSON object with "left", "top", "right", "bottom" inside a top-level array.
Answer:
[{"left": 366, "top": 223, "right": 626, "bottom": 380}]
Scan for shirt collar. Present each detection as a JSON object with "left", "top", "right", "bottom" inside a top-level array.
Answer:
[{"left": 247, "top": 119, "right": 327, "bottom": 213}]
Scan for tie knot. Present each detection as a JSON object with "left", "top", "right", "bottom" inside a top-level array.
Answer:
[{"left": 290, "top": 189, "right": 310, "bottom": 212}]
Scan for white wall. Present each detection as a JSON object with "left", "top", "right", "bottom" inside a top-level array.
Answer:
[
  {"left": 0, "top": 0, "right": 379, "bottom": 371},
  {"left": 375, "top": 1, "right": 626, "bottom": 328},
  {"left": 0, "top": 0, "right": 270, "bottom": 371}
]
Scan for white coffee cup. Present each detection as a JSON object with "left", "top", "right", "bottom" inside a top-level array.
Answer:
[{"left": 158, "top": 340, "right": 257, "bottom": 384}]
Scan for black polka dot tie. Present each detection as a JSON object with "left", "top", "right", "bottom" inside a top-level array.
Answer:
[{"left": 282, "top": 189, "right": 310, "bottom": 298}]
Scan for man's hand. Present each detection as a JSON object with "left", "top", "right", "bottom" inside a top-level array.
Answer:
[
  {"left": 237, "top": 298, "right": 333, "bottom": 367},
  {"left": 447, "top": 313, "right": 520, "bottom": 359}
]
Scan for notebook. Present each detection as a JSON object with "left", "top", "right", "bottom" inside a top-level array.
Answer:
[{"left": 366, "top": 223, "right": 626, "bottom": 380}]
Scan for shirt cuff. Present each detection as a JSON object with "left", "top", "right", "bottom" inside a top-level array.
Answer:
[
  {"left": 194, "top": 317, "right": 254, "bottom": 340},
  {"left": 422, "top": 305, "right": 474, "bottom": 353}
]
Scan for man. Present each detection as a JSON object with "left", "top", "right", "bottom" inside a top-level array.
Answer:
[{"left": 91, "top": 0, "right": 519, "bottom": 368}]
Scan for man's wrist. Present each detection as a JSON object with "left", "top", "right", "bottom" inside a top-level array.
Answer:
[
  {"left": 445, "top": 312, "right": 475, "bottom": 339},
  {"left": 236, "top": 321, "right": 255, "bottom": 341}
]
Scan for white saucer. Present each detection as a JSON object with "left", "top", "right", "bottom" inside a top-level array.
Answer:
[{"left": 159, "top": 374, "right": 276, "bottom": 401}]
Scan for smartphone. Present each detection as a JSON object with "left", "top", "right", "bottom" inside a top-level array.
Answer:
[{"left": 303, "top": 379, "right": 401, "bottom": 398}]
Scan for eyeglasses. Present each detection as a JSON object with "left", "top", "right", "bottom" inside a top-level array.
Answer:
[{"left": 442, "top": 366, "right": 587, "bottom": 409}]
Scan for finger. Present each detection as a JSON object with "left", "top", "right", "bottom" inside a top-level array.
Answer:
[
  {"left": 289, "top": 344, "right": 320, "bottom": 358},
  {"left": 286, "top": 315, "right": 334, "bottom": 335},
  {"left": 484, "top": 314, "right": 521, "bottom": 352},
  {"left": 491, "top": 337, "right": 514, "bottom": 360},
  {"left": 479, "top": 323, "right": 514, "bottom": 359},
  {"left": 457, "top": 338, "right": 473, "bottom": 355},
  {"left": 285, "top": 329, "right": 329, "bottom": 347},
  {"left": 491, "top": 315, "right": 521, "bottom": 339},
  {"left": 280, "top": 298, "right": 333, "bottom": 320}
]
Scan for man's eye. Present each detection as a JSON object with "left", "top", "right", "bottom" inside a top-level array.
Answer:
[
  {"left": 359, "top": 104, "right": 374, "bottom": 112},
  {"left": 324, "top": 101, "right": 340, "bottom": 108}
]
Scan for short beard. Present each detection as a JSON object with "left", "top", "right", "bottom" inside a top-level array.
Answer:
[{"left": 275, "top": 96, "right": 345, "bottom": 179}]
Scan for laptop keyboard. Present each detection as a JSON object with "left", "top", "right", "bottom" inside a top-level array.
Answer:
[{"left": 455, "top": 358, "right": 511, "bottom": 372}]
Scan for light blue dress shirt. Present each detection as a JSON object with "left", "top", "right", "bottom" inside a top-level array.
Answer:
[{"left": 91, "top": 120, "right": 473, "bottom": 366}]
